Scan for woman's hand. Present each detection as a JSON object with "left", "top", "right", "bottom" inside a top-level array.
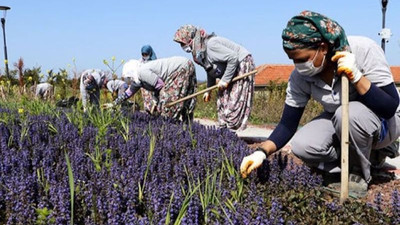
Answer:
[
  {"left": 203, "top": 92, "right": 211, "bottom": 102},
  {"left": 240, "top": 149, "right": 267, "bottom": 178},
  {"left": 331, "top": 51, "right": 363, "bottom": 83}
]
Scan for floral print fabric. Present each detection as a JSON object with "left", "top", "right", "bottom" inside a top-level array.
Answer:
[
  {"left": 217, "top": 55, "right": 255, "bottom": 130},
  {"left": 142, "top": 60, "right": 197, "bottom": 121},
  {"left": 173, "top": 24, "right": 211, "bottom": 68}
]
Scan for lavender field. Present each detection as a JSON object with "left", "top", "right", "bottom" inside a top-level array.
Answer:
[{"left": 0, "top": 105, "right": 399, "bottom": 224}]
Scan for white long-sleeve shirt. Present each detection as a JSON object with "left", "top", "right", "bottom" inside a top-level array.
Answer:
[
  {"left": 106, "top": 79, "right": 127, "bottom": 93},
  {"left": 205, "top": 36, "right": 250, "bottom": 87},
  {"left": 79, "top": 69, "right": 107, "bottom": 108},
  {"left": 128, "top": 56, "right": 191, "bottom": 96},
  {"left": 35, "top": 82, "right": 53, "bottom": 97}
]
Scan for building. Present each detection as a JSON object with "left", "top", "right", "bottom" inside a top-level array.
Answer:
[{"left": 255, "top": 64, "right": 400, "bottom": 89}]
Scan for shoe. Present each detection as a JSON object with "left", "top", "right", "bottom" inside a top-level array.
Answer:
[
  {"left": 371, "top": 140, "right": 400, "bottom": 169},
  {"left": 318, "top": 170, "right": 368, "bottom": 198},
  {"left": 348, "top": 173, "right": 368, "bottom": 198},
  {"left": 311, "top": 168, "right": 340, "bottom": 187}
]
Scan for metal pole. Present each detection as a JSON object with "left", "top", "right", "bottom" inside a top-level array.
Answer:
[
  {"left": 381, "top": 0, "right": 388, "bottom": 51},
  {"left": 1, "top": 17, "right": 9, "bottom": 79}
]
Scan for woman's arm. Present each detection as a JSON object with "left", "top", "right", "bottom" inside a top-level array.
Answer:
[
  {"left": 259, "top": 104, "right": 304, "bottom": 155},
  {"left": 356, "top": 79, "right": 399, "bottom": 119},
  {"left": 207, "top": 41, "right": 239, "bottom": 84}
]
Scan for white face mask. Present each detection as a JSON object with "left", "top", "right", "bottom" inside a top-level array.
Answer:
[
  {"left": 294, "top": 48, "right": 325, "bottom": 76},
  {"left": 182, "top": 45, "right": 192, "bottom": 53},
  {"left": 142, "top": 56, "right": 150, "bottom": 61}
]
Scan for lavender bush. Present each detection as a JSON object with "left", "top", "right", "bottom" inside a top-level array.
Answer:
[{"left": 0, "top": 106, "right": 399, "bottom": 224}]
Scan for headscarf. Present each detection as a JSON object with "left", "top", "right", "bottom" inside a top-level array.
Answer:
[
  {"left": 141, "top": 45, "right": 157, "bottom": 61},
  {"left": 122, "top": 59, "right": 140, "bottom": 83},
  {"left": 102, "top": 71, "right": 112, "bottom": 88},
  {"left": 81, "top": 69, "right": 109, "bottom": 89},
  {"left": 282, "top": 10, "right": 350, "bottom": 53},
  {"left": 173, "top": 24, "right": 213, "bottom": 69}
]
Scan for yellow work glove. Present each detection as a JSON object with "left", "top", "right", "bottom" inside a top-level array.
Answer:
[
  {"left": 217, "top": 80, "right": 229, "bottom": 90},
  {"left": 240, "top": 149, "right": 267, "bottom": 178},
  {"left": 149, "top": 99, "right": 158, "bottom": 115},
  {"left": 203, "top": 92, "right": 211, "bottom": 102},
  {"left": 331, "top": 51, "right": 363, "bottom": 83}
]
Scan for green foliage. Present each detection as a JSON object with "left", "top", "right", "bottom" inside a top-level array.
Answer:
[
  {"left": 193, "top": 82, "right": 218, "bottom": 120},
  {"left": 138, "top": 129, "right": 157, "bottom": 203},
  {"left": 36, "top": 167, "right": 50, "bottom": 196},
  {"left": 250, "top": 81, "right": 323, "bottom": 125},
  {"left": 64, "top": 105, "right": 86, "bottom": 134},
  {"left": 53, "top": 69, "right": 69, "bottom": 99},
  {"left": 165, "top": 192, "right": 175, "bottom": 225},
  {"left": 35, "top": 207, "right": 55, "bottom": 225},
  {"left": 23, "top": 66, "right": 42, "bottom": 86},
  {"left": 65, "top": 151, "right": 75, "bottom": 225},
  {"left": 103, "top": 56, "right": 125, "bottom": 77},
  {"left": 175, "top": 166, "right": 203, "bottom": 225},
  {"left": 0, "top": 96, "right": 59, "bottom": 117}
]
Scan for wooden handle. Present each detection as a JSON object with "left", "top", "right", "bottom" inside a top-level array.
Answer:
[
  {"left": 340, "top": 75, "right": 349, "bottom": 203},
  {"left": 165, "top": 70, "right": 257, "bottom": 108}
]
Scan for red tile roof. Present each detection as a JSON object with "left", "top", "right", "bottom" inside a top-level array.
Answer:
[
  {"left": 254, "top": 64, "right": 293, "bottom": 86},
  {"left": 255, "top": 64, "right": 400, "bottom": 86}
]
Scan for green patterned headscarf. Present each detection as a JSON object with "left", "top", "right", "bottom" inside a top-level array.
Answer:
[{"left": 282, "top": 10, "right": 350, "bottom": 52}]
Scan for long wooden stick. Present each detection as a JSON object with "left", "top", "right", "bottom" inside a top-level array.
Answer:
[
  {"left": 165, "top": 70, "right": 257, "bottom": 108},
  {"left": 340, "top": 75, "right": 349, "bottom": 203}
]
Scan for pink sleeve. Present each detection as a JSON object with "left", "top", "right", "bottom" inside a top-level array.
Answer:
[{"left": 154, "top": 77, "right": 165, "bottom": 91}]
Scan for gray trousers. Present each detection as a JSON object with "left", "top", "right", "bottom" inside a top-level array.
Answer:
[{"left": 291, "top": 101, "right": 400, "bottom": 182}]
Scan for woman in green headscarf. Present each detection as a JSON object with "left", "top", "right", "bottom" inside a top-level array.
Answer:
[{"left": 240, "top": 11, "right": 400, "bottom": 198}]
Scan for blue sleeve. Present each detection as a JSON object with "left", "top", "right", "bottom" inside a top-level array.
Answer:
[
  {"left": 358, "top": 82, "right": 399, "bottom": 119},
  {"left": 268, "top": 104, "right": 304, "bottom": 149},
  {"left": 207, "top": 73, "right": 216, "bottom": 88}
]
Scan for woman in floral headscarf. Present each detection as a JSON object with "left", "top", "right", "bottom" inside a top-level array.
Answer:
[
  {"left": 174, "top": 25, "right": 255, "bottom": 130},
  {"left": 240, "top": 11, "right": 400, "bottom": 198}
]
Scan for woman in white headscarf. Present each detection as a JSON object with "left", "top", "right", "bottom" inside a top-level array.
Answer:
[
  {"left": 105, "top": 57, "right": 197, "bottom": 122},
  {"left": 122, "top": 45, "right": 159, "bottom": 112}
]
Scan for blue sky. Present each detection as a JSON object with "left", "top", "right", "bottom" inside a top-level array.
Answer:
[{"left": 1, "top": 0, "right": 400, "bottom": 81}]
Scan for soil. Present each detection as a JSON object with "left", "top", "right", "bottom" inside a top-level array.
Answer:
[{"left": 248, "top": 142, "right": 400, "bottom": 208}]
